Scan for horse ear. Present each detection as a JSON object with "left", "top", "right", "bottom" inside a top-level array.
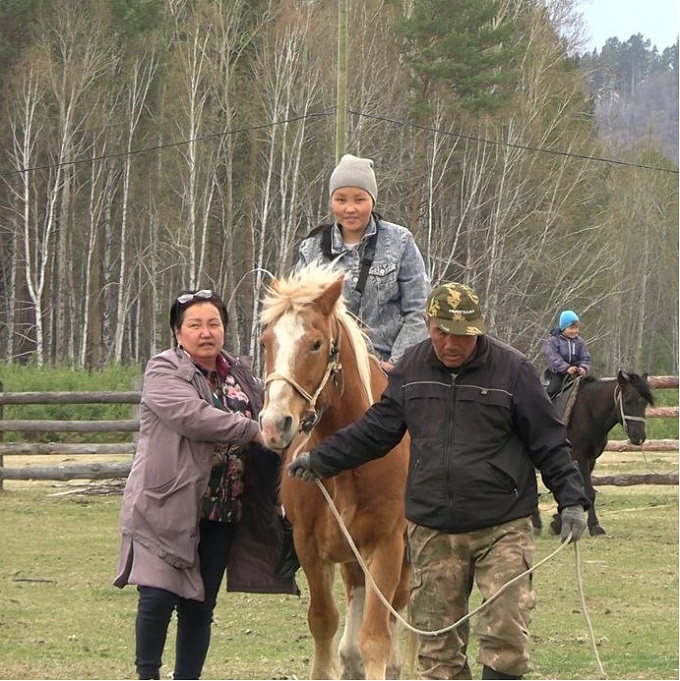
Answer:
[
  {"left": 316, "top": 276, "right": 344, "bottom": 315},
  {"left": 619, "top": 369, "right": 630, "bottom": 381}
]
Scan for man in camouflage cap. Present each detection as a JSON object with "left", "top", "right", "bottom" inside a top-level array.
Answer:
[
  {"left": 426, "top": 282, "right": 487, "bottom": 336},
  {"left": 289, "top": 282, "right": 589, "bottom": 679}
]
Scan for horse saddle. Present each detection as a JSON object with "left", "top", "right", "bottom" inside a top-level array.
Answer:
[{"left": 548, "top": 375, "right": 581, "bottom": 426}]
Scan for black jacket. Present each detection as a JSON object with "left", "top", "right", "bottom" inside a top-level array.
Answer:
[{"left": 309, "top": 334, "right": 589, "bottom": 533}]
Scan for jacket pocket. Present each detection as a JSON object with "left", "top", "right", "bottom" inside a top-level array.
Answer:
[
  {"left": 369, "top": 261, "right": 399, "bottom": 306},
  {"left": 453, "top": 386, "right": 513, "bottom": 446},
  {"left": 142, "top": 455, "right": 178, "bottom": 492},
  {"left": 486, "top": 461, "right": 519, "bottom": 495}
]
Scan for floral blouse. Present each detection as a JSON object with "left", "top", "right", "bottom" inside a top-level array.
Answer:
[{"left": 199, "top": 355, "right": 252, "bottom": 523}]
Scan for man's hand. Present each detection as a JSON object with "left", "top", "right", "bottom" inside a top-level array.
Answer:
[
  {"left": 288, "top": 452, "right": 318, "bottom": 483},
  {"left": 560, "top": 505, "right": 587, "bottom": 542}
]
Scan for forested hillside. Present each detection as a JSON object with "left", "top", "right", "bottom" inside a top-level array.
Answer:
[
  {"left": 0, "top": 0, "right": 677, "bottom": 376},
  {"left": 581, "top": 34, "right": 679, "bottom": 162}
]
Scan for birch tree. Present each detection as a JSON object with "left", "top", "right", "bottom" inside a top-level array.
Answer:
[
  {"left": 602, "top": 153, "right": 679, "bottom": 373},
  {"left": 37, "top": 0, "right": 114, "bottom": 364},
  {"left": 245, "top": 1, "right": 327, "bottom": 359},
  {"left": 109, "top": 51, "right": 159, "bottom": 362},
  {"left": 4, "top": 52, "right": 49, "bottom": 365}
]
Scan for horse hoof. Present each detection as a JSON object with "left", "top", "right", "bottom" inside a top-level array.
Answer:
[{"left": 589, "top": 525, "right": 606, "bottom": 536}]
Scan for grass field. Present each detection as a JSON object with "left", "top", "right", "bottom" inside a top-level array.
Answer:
[{"left": 0, "top": 451, "right": 677, "bottom": 680}]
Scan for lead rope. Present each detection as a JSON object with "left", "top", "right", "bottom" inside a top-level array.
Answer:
[
  {"left": 574, "top": 542, "right": 606, "bottom": 677},
  {"left": 311, "top": 477, "right": 606, "bottom": 675}
]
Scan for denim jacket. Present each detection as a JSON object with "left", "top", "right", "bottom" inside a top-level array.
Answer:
[{"left": 295, "top": 217, "right": 429, "bottom": 363}]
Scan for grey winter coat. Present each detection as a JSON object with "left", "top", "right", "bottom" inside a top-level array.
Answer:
[
  {"left": 114, "top": 347, "right": 297, "bottom": 598},
  {"left": 295, "top": 216, "right": 429, "bottom": 363}
]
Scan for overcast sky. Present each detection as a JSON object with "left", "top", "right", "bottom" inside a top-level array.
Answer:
[{"left": 577, "top": 0, "right": 679, "bottom": 51}]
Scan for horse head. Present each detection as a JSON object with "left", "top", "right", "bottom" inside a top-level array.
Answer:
[
  {"left": 258, "top": 264, "right": 372, "bottom": 451},
  {"left": 616, "top": 370, "right": 655, "bottom": 446}
]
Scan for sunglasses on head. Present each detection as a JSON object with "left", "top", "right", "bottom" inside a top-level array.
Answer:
[{"left": 176, "top": 289, "right": 213, "bottom": 305}]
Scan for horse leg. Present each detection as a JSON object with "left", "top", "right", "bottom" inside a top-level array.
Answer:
[
  {"left": 338, "top": 562, "right": 366, "bottom": 680},
  {"left": 358, "top": 540, "right": 404, "bottom": 680},
  {"left": 339, "top": 560, "right": 407, "bottom": 680},
  {"left": 386, "top": 552, "right": 411, "bottom": 680},
  {"left": 583, "top": 458, "right": 605, "bottom": 536},
  {"left": 305, "top": 558, "right": 341, "bottom": 679}
]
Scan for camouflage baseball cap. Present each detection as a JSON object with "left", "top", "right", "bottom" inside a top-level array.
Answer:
[{"left": 426, "top": 283, "right": 486, "bottom": 336}]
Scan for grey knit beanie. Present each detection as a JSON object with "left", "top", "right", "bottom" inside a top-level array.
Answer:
[{"left": 328, "top": 154, "right": 378, "bottom": 204}]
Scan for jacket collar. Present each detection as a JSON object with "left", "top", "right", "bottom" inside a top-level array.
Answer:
[{"left": 331, "top": 215, "right": 378, "bottom": 253}]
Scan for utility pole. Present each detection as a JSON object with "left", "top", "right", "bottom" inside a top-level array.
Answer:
[{"left": 336, "top": 0, "right": 348, "bottom": 163}]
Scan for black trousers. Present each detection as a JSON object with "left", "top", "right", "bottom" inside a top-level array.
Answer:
[{"left": 135, "top": 520, "right": 235, "bottom": 680}]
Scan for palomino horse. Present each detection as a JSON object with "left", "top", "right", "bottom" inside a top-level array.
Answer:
[
  {"left": 259, "top": 264, "right": 411, "bottom": 680},
  {"left": 548, "top": 371, "right": 655, "bottom": 536}
]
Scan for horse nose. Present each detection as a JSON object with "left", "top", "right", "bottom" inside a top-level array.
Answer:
[
  {"left": 260, "top": 409, "right": 296, "bottom": 448},
  {"left": 280, "top": 414, "right": 293, "bottom": 435},
  {"left": 628, "top": 428, "right": 646, "bottom": 446}
]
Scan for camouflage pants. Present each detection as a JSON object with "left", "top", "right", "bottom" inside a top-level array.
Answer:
[{"left": 408, "top": 517, "right": 536, "bottom": 679}]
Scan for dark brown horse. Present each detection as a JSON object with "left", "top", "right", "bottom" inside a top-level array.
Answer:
[
  {"left": 258, "top": 264, "right": 411, "bottom": 680},
  {"left": 548, "top": 370, "right": 655, "bottom": 536}
]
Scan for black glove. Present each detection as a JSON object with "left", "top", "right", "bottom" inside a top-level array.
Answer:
[
  {"left": 288, "top": 452, "right": 318, "bottom": 483},
  {"left": 560, "top": 505, "right": 586, "bottom": 543}
]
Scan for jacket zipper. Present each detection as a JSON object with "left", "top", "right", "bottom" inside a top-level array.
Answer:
[{"left": 446, "top": 374, "right": 456, "bottom": 523}]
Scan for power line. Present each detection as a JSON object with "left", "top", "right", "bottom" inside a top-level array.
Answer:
[
  {"left": 0, "top": 111, "right": 335, "bottom": 178},
  {"left": 349, "top": 110, "right": 679, "bottom": 175},
  {"left": 0, "top": 107, "right": 676, "bottom": 178}
]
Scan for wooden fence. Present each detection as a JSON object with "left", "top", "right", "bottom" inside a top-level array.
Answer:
[{"left": 0, "top": 376, "right": 677, "bottom": 489}]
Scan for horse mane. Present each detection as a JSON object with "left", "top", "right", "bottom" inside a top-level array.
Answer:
[
  {"left": 261, "top": 263, "right": 374, "bottom": 402},
  {"left": 628, "top": 372, "right": 655, "bottom": 406},
  {"left": 586, "top": 372, "right": 655, "bottom": 406}
]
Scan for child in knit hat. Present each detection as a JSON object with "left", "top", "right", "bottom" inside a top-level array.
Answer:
[{"left": 543, "top": 310, "right": 592, "bottom": 398}]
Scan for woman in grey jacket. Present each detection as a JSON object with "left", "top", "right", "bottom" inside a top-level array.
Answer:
[{"left": 114, "top": 290, "right": 296, "bottom": 680}]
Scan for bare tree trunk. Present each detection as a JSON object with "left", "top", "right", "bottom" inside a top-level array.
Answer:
[{"left": 110, "top": 53, "right": 158, "bottom": 362}]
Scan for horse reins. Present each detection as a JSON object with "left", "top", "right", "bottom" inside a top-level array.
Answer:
[
  {"left": 264, "top": 316, "right": 343, "bottom": 435},
  {"left": 613, "top": 384, "right": 646, "bottom": 437}
]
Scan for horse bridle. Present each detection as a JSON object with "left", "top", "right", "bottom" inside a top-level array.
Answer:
[
  {"left": 613, "top": 384, "right": 646, "bottom": 437},
  {"left": 264, "top": 316, "right": 343, "bottom": 435}
]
